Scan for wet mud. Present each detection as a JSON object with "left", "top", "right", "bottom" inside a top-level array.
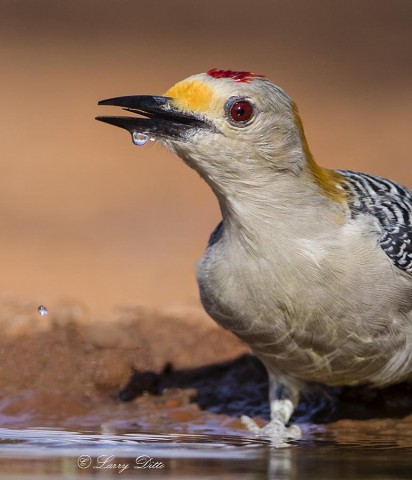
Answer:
[{"left": 1, "top": 298, "right": 412, "bottom": 447}]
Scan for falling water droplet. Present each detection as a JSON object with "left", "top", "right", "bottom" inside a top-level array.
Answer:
[
  {"left": 37, "top": 305, "right": 48, "bottom": 317},
  {"left": 132, "top": 131, "right": 149, "bottom": 146}
]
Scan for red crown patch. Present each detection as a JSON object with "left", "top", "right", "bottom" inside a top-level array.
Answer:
[{"left": 207, "top": 69, "right": 264, "bottom": 83}]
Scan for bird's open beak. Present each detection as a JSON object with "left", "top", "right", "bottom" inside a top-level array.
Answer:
[{"left": 96, "top": 95, "right": 210, "bottom": 141}]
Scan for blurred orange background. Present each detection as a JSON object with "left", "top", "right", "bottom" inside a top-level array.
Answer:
[{"left": 0, "top": 0, "right": 411, "bottom": 313}]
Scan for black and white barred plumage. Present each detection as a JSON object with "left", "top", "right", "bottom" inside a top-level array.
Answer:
[{"left": 339, "top": 170, "right": 412, "bottom": 275}]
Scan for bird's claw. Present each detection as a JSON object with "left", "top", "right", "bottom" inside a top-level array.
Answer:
[{"left": 241, "top": 415, "right": 302, "bottom": 447}]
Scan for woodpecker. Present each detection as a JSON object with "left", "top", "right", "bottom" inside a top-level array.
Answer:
[{"left": 97, "top": 69, "right": 412, "bottom": 445}]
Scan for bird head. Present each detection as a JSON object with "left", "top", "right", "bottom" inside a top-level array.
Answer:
[
  {"left": 97, "top": 69, "right": 345, "bottom": 206},
  {"left": 98, "top": 71, "right": 311, "bottom": 187}
]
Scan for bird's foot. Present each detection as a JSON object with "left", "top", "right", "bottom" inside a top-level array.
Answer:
[{"left": 241, "top": 415, "right": 302, "bottom": 447}]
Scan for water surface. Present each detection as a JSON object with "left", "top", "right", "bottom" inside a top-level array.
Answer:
[{"left": 1, "top": 427, "right": 411, "bottom": 480}]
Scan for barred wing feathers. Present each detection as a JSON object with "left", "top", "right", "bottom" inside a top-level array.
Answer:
[{"left": 339, "top": 170, "right": 412, "bottom": 275}]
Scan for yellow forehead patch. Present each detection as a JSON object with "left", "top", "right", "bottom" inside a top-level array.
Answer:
[{"left": 164, "top": 80, "right": 217, "bottom": 114}]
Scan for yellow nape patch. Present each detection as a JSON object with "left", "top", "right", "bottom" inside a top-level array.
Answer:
[
  {"left": 292, "top": 102, "right": 347, "bottom": 203},
  {"left": 309, "top": 161, "right": 348, "bottom": 203},
  {"left": 164, "top": 80, "right": 217, "bottom": 114}
]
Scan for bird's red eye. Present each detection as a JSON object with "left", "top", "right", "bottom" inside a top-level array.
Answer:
[{"left": 229, "top": 100, "right": 253, "bottom": 123}]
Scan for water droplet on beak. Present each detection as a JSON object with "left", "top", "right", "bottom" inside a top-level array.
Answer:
[
  {"left": 132, "top": 131, "right": 149, "bottom": 146},
  {"left": 37, "top": 305, "right": 48, "bottom": 316}
]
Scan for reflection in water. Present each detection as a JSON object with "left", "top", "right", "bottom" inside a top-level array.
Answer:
[{"left": 0, "top": 427, "right": 411, "bottom": 479}]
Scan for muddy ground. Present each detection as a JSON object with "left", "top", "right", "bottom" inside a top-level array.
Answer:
[{"left": 1, "top": 298, "right": 412, "bottom": 447}]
